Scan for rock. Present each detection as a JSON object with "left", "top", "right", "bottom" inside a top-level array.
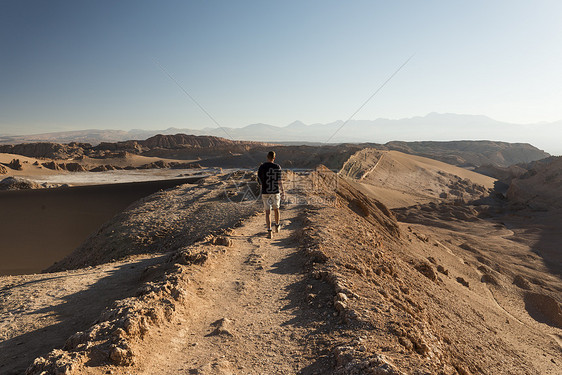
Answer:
[
  {"left": 333, "top": 346, "right": 403, "bottom": 374},
  {"left": 109, "top": 345, "right": 133, "bottom": 365},
  {"left": 0, "top": 142, "right": 88, "bottom": 159},
  {"left": 0, "top": 164, "right": 7, "bottom": 174},
  {"left": 171, "top": 249, "right": 209, "bottom": 266},
  {"left": 414, "top": 232, "right": 429, "bottom": 242},
  {"left": 477, "top": 265, "right": 489, "bottom": 274},
  {"left": 481, "top": 274, "right": 498, "bottom": 285},
  {"left": 63, "top": 162, "right": 88, "bottom": 172},
  {"left": 8, "top": 158, "right": 22, "bottom": 170},
  {"left": 42, "top": 161, "right": 63, "bottom": 170},
  {"left": 24, "top": 350, "right": 79, "bottom": 375},
  {"left": 209, "top": 318, "right": 234, "bottom": 336},
  {"left": 524, "top": 292, "right": 562, "bottom": 328},
  {"left": 398, "top": 336, "right": 413, "bottom": 350},
  {"left": 0, "top": 176, "right": 41, "bottom": 190},
  {"left": 90, "top": 165, "right": 109, "bottom": 172},
  {"left": 476, "top": 256, "right": 491, "bottom": 266},
  {"left": 138, "top": 160, "right": 171, "bottom": 169},
  {"left": 64, "top": 331, "right": 88, "bottom": 350},
  {"left": 211, "top": 236, "right": 233, "bottom": 247},
  {"left": 411, "top": 336, "right": 430, "bottom": 356},
  {"left": 456, "top": 277, "right": 469, "bottom": 287},
  {"left": 459, "top": 242, "right": 479, "bottom": 253},
  {"left": 415, "top": 263, "right": 437, "bottom": 281},
  {"left": 436, "top": 265, "right": 449, "bottom": 276},
  {"left": 170, "top": 162, "right": 202, "bottom": 169},
  {"left": 335, "top": 292, "right": 349, "bottom": 303},
  {"left": 171, "top": 286, "right": 187, "bottom": 302},
  {"left": 513, "top": 275, "right": 531, "bottom": 290},
  {"left": 334, "top": 300, "right": 347, "bottom": 313},
  {"left": 454, "top": 363, "right": 473, "bottom": 375}
]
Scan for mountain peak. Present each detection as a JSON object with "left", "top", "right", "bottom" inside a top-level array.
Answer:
[{"left": 286, "top": 120, "right": 307, "bottom": 128}]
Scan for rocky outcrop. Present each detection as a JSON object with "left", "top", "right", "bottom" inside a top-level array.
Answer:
[
  {"left": 385, "top": 140, "right": 549, "bottom": 168},
  {"left": 64, "top": 163, "right": 88, "bottom": 172},
  {"left": 524, "top": 292, "right": 562, "bottom": 329},
  {"left": 506, "top": 156, "right": 562, "bottom": 210},
  {"left": 0, "top": 177, "right": 41, "bottom": 190},
  {"left": 42, "top": 161, "right": 89, "bottom": 172},
  {"left": 93, "top": 140, "right": 147, "bottom": 154},
  {"left": 137, "top": 160, "right": 171, "bottom": 169},
  {"left": 7, "top": 158, "right": 23, "bottom": 170},
  {"left": 473, "top": 164, "right": 527, "bottom": 183},
  {"left": 90, "top": 165, "right": 120, "bottom": 172},
  {"left": 139, "top": 134, "right": 247, "bottom": 149},
  {"left": 169, "top": 162, "right": 201, "bottom": 169},
  {"left": 0, "top": 142, "right": 90, "bottom": 159},
  {"left": 41, "top": 161, "right": 63, "bottom": 170}
]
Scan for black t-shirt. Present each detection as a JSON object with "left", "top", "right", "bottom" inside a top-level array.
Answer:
[{"left": 258, "top": 162, "right": 282, "bottom": 194}]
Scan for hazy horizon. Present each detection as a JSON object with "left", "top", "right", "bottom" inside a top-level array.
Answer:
[{"left": 1, "top": 112, "right": 561, "bottom": 156}]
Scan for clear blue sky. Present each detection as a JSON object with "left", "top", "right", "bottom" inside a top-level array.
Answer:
[{"left": 1, "top": 0, "right": 562, "bottom": 135}]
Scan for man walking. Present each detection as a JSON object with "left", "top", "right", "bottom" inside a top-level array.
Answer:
[{"left": 257, "top": 151, "right": 285, "bottom": 238}]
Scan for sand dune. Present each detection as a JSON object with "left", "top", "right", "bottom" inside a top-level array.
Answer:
[{"left": 0, "top": 177, "right": 202, "bottom": 276}]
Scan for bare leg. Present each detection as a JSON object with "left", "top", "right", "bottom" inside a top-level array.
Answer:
[
  {"left": 273, "top": 208, "right": 280, "bottom": 225},
  {"left": 265, "top": 209, "right": 271, "bottom": 229}
]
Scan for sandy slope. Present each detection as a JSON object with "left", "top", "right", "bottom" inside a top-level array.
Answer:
[
  {"left": 0, "top": 153, "right": 61, "bottom": 177},
  {"left": 341, "top": 149, "right": 495, "bottom": 208}
]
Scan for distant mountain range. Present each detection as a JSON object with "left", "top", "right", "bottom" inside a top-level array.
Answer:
[{"left": 1, "top": 113, "right": 560, "bottom": 155}]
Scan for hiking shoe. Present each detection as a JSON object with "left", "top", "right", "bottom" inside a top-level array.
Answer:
[
  {"left": 274, "top": 223, "right": 281, "bottom": 233},
  {"left": 267, "top": 229, "right": 273, "bottom": 239}
]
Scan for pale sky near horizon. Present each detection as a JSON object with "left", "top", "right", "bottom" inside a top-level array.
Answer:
[{"left": 1, "top": 0, "right": 562, "bottom": 138}]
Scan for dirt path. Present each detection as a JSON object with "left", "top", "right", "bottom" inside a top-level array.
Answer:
[{"left": 112, "top": 205, "right": 331, "bottom": 375}]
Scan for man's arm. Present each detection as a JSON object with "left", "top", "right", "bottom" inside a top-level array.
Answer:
[
  {"left": 257, "top": 164, "right": 263, "bottom": 187},
  {"left": 279, "top": 171, "right": 285, "bottom": 199}
]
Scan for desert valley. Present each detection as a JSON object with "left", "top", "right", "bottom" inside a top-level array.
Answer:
[{"left": 0, "top": 133, "right": 561, "bottom": 374}]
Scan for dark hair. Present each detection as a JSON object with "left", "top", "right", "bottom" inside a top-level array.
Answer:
[{"left": 267, "top": 151, "right": 275, "bottom": 161}]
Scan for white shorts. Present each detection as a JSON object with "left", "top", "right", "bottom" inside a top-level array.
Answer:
[{"left": 262, "top": 193, "right": 281, "bottom": 210}]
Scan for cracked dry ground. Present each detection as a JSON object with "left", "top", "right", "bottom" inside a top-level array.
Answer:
[{"left": 102, "top": 205, "right": 333, "bottom": 375}]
